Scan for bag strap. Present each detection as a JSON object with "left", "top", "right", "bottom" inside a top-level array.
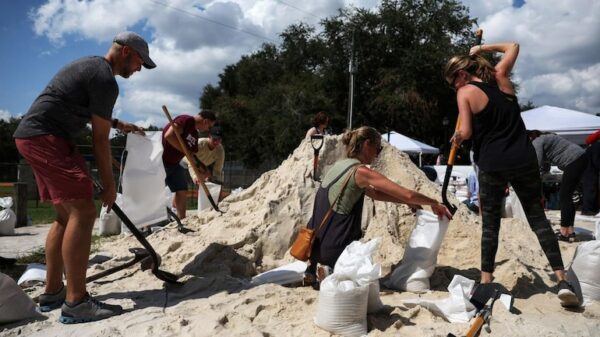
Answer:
[
  {"left": 324, "top": 161, "right": 360, "bottom": 188},
  {"left": 314, "top": 164, "right": 359, "bottom": 234}
]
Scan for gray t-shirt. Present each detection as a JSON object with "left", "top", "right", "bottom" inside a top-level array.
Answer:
[
  {"left": 13, "top": 56, "right": 118, "bottom": 142},
  {"left": 532, "top": 134, "right": 585, "bottom": 173}
]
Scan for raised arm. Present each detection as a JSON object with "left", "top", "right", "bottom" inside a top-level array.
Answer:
[{"left": 471, "top": 42, "right": 520, "bottom": 95}]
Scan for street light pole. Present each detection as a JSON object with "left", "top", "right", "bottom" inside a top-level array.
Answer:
[{"left": 347, "top": 32, "right": 356, "bottom": 130}]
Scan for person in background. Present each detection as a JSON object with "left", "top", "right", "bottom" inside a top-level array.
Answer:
[
  {"left": 184, "top": 126, "right": 225, "bottom": 185},
  {"left": 13, "top": 31, "right": 153, "bottom": 323},
  {"left": 527, "top": 130, "right": 587, "bottom": 242},
  {"left": 303, "top": 126, "right": 452, "bottom": 286},
  {"left": 463, "top": 168, "right": 480, "bottom": 214},
  {"left": 581, "top": 130, "right": 600, "bottom": 216},
  {"left": 444, "top": 40, "right": 579, "bottom": 307},
  {"left": 162, "top": 110, "right": 216, "bottom": 219},
  {"left": 306, "top": 111, "right": 330, "bottom": 138}
]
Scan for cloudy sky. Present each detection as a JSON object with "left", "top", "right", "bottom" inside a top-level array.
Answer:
[{"left": 1, "top": 0, "right": 599, "bottom": 127}]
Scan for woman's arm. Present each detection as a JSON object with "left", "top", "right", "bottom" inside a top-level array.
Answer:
[
  {"left": 356, "top": 166, "right": 452, "bottom": 219},
  {"left": 471, "top": 42, "right": 519, "bottom": 95}
]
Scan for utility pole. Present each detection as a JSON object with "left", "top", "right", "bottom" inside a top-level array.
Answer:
[{"left": 347, "top": 31, "right": 356, "bottom": 130}]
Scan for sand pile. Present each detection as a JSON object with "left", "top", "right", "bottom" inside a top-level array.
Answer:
[{"left": 2, "top": 135, "right": 599, "bottom": 337}]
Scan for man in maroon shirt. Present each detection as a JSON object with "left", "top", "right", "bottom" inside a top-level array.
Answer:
[{"left": 162, "top": 110, "right": 216, "bottom": 219}]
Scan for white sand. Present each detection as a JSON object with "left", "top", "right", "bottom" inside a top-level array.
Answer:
[{"left": 2, "top": 135, "right": 599, "bottom": 337}]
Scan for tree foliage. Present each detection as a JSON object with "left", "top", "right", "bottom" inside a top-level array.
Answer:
[{"left": 202, "top": 0, "right": 479, "bottom": 167}]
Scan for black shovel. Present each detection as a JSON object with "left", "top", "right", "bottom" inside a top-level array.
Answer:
[
  {"left": 310, "top": 135, "right": 324, "bottom": 181},
  {"left": 86, "top": 247, "right": 150, "bottom": 283},
  {"left": 94, "top": 181, "right": 182, "bottom": 285}
]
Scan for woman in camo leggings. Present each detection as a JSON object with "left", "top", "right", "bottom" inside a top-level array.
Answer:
[{"left": 443, "top": 41, "right": 578, "bottom": 308}]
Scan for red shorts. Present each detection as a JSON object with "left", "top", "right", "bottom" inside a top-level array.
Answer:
[{"left": 15, "top": 135, "right": 93, "bottom": 204}]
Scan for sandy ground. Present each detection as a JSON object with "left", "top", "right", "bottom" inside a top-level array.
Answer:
[{"left": 1, "top": 135, "right": 599, "bottom": 337}]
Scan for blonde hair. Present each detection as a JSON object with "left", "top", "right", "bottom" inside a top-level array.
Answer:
[
  {"left": 443, "top": 55, "right": 495, "bottom": 84},
  {"left": 341, "top": 126, "right": 381, "bottom": 158}
]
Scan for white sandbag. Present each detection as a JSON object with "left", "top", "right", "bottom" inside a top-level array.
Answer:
[
  {"left": 17, "top": 263, "right": 47, "bottom": 287},
  {"left": 98, "top": 194, "right": 122, "bottom": 236},
  {"left": 197, "top": 182, "right": 221, "bottom": 213},
  {"left": 251, "top": 261, "right": 307, "bottom": 286},
  {"left": 403, "top": 275, "right": 477, "bottom": 323},
  {"left": 334, "top": 239, "right": 383, "bottom": 313},
  {"left": 567, "top": 240, "right": 600, "bottom": 305},
  {"left": 0, "top": 197, "right": 16, "bottom": 236},
  {"left": 502, "top": 187, "right": 527, "bottom": 222},
  {"left": 595, "top": 219, "right": 600, "bottom": 240},
  {"left": 121, "top": 132, "right": 169, "bottom": 228},
  {"left": 314, "top": 274, "right": 368, "bottom": 337},
  {"left": 385, "top": 210, "right": 449, "bottom": 292},
  {"left": 0, "top": 272, "right": 43, "bottom": 323},
  {"left": 334, "top": 238, "right": 381, "bottom": 285}
]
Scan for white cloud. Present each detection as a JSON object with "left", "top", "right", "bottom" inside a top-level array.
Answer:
[
  {"left": 0, "top": 109, "right": 12, "bottom": 121},
  {"left": 29, "top": 0, "right": 600, "bottom": 121}
]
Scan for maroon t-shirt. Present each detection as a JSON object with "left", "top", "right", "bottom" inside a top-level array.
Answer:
[{"left": 162, "top": 115, "right": 198, "bottom": 165}]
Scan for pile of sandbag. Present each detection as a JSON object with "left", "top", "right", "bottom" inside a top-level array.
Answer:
[
  {"left": 314, "top": 239, "right": 383, "bottom": 337},
  {"left": 0, "top": 197, "right": 17, "bottom": 236},
  {"left": 384, "top": 210, "right": 450, "bottom": 292}
]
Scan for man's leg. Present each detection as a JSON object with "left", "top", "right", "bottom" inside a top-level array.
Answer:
[
  {"left": 60, "top": 199, "right": 97, "bottom": 303},
  {"left": 174, "top": 190, "right": 187, "bottom": 219},
  {"left": 45, "top": 204, "right": 68, "bottom": 294}
]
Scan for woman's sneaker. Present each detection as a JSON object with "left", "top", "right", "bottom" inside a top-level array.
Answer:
[
  {"left": 59, "top": 294, "right": 123, "bottom": 324},
  {"left": 38, "top": 284, "right": 66, "bottom": 312},
  {"left": 557, "top": 280, "right": 579, "bottom": 308}
]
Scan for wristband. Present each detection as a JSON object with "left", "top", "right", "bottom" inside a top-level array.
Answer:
[{"left": 112, "top": 118, "right": 119, "bottom": 129}]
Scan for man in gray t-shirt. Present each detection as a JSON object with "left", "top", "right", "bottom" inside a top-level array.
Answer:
[{"left": 13, "top": 31, "right": 155, "bottom": 323}]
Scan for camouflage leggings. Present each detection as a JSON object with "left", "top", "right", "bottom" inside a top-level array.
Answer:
[{"left": 479, "top": 161, "right": 564, "bottom": 273}]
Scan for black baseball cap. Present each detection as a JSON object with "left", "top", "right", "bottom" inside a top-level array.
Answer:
[
  {"left": 209, "top": 126, "right": 223, "bottom": 139},
  {"left": 113, "top": 31, "right": 156, "bottom": 69}
]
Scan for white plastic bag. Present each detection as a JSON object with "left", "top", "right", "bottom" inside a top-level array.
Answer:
[
  {"left": 98, "top": 194, "right": 122, "bottom": 236},
  {"left": 0, "top": 272, "right": 43, "bottom": 323},
  {"left": 403, "top": 275, "right": 477, "bottom": 323},
  {"left": 197, "top": 182, "right": 221, "bottom": 213},
  {"left": 567, "top": 240, "right": 600, "bottom": 305},
  {"left": 385, "top": 210, "right": 450, "bottom": 292},
  {"left": 121, "top": 132, "right": 169, "bottom": 227},
  {"left": 0, "top": 197, "right": 16, "bottom": 236},
  {"left": 314, "top": 274, "right": 368, "bottom": 337}
]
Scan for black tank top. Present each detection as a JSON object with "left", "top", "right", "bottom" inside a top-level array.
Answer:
[{"left": 469, "top": 81, "right": 536, "bottom": 171}]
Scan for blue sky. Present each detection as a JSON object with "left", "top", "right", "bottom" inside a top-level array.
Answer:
[{"left": 1, "top": 0, "right": 599, "bottom": 125}]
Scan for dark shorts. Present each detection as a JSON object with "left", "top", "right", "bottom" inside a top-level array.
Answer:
[
  {"left": 15, "top": 135, "right": 93, "bottom": 204},
  {"left": 165, "top": 164, "right": 188, "bottom": 192}
]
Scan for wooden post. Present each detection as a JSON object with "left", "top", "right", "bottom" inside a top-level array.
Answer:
[{"left": 14, "top": 182, "right": 28, "bottom": 227}]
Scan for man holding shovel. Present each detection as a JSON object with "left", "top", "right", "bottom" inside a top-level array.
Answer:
[
  {"left": 13, "top": 31, "right": 154, "bottom": 323},
  {"left": 162, "top": 110, "right": 216, "bottom": 219}
]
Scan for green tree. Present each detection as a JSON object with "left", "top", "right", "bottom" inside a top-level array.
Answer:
[{"left": 200, "top": 0, "right": 478, "bottom": 167}]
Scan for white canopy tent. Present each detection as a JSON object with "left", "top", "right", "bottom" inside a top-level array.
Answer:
[
  {"left": 521, "top": 105, "right": 600, "bottom": 145},
  {"left": 382, "top": 131, "right": 439, "bottom": 166}
]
